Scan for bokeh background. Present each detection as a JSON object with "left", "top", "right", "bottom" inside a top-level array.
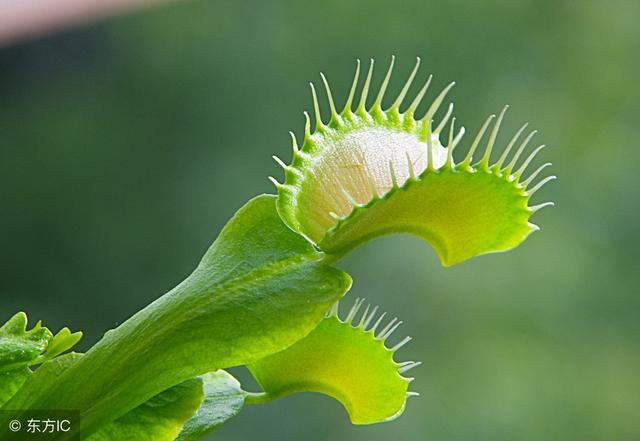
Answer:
[{"left": 1, "top": 0, "right": 639, "bottom": 440}]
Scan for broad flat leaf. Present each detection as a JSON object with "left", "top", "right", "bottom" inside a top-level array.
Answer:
[
  {"left": 0, "top": 368, "right": 30, "bottom": 407},
  {"left": 4, "top": 194, "right": 351, "bottom": 438},
  {"left": 176, "top": 370, "right": 246, "bottom": 441},
  {"left": 0, "top": 354, "right": 83, "bottom": 440},
  {"left": 88, "top": 379, "right": 204, "bottom": 441},
  {"left": 3, "top": 352, "right": 83, "bottom": 410},
  {"left": 8, "top": 354, "right": 240, "bottom": 441}
]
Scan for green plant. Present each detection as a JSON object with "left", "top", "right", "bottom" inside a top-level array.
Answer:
[{"left": 0, "top": 57, "right": 554, "bottom": 440}]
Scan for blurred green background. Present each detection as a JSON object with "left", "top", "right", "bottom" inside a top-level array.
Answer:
[{"left": 1, "top": 0, "right": 638, "bottom": 440}]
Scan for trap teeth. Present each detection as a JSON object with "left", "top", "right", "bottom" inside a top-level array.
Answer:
[{"left": 398, "top": 361, "right": 422, "bottom": 374}]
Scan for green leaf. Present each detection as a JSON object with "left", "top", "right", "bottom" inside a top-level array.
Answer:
[
  {"left": 87, "top": 370, "right": 247, "bottom": 441},
  {"left": 0, "top": 312, "right": 82, "bottom": 373},
  {"left": 2, "top": 352, "right": 83, "bottom": 410},
  {"left": 87, "top": 379, "right": 204, "bottom": 441},
  {"left": 3, "top": 194, "right": 351, "bottom": 438},
  {"left": 272, "top": 59, "right": 554, "bottom": 266},
  {"left": 0, "top": 368, "right": 31, "bottom": 407},
  {"left": 0, "top": 313, "right": 81, "bottom": 408},
  {"left": 248, "top": 300, "right": 417, "bottom": 425},
  {"left": 8, "top": 353, "right": 242, "bottom": 441},
  {"left": 0, "top": 312, "right": 51, "bottom": 372},
  {"left": 40, "top": 328, "right": 84, "bottom": 361},
  {"left": 1, "top": 354, "right": 83, "bottom": 440},
  {"left": 176, "top": 370, "right": 246, "bottom": 441}
]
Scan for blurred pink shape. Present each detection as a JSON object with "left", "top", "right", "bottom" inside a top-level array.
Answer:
[{"left": 0, "top": 0, "right": 171, "bottom": 47}]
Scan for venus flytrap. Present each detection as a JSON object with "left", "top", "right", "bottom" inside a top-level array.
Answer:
[
  {"left": 1, "top": 195, "right": 352, "bottom": 439},
  {"left": 248, "top": 299, "right": 418, "bottom": 424},
  {"left": 273, "top": 57, "right": 555, "bottom": 265},
  {"left": 0, "top": 57, "right": 553, "bottom": 440}
]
